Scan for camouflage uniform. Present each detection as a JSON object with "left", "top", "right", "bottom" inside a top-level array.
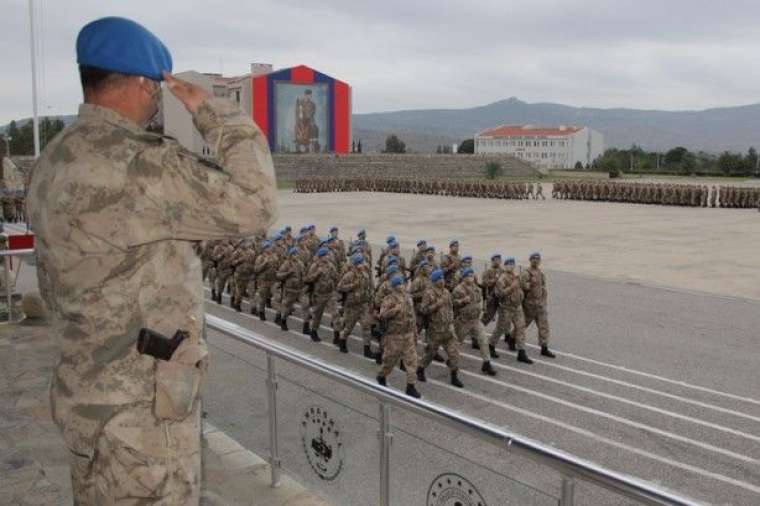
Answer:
[
  {"left": 378, "top": 288, "right": 418, "bottom": 384},
  {"left": 480, "top": 262, "right": 503, "bottom": 325},
  {"left": 418, "top": 284, "right": 459, "bottom": 371},
  {"left": 27, "top": 97, "right": 276, "bottom": 504},
  {"left": 337, "top": 265, "right": 373, "bottom": 347},
  {"left": 451, "top": 281, "right": 490, "bottom": 363},
  {"left": 521, "top": 265, "right": 551, "bottom": 346},
  {"left": 491, "top": 269, "right": 527, "bottom": 349},
  {"left": 304, "top": 255, "right": 338, "bottom": 333},
  {"left": 254, "top": 248, "right": 278, "bottom": 315},
  {"left": 276, "top": 254, "right": 305, "bottom": 322}
]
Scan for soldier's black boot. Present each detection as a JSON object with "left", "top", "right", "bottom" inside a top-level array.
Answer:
[
  {"left": 215, "top": 291, "right": 223, "bottom": 304},
  {"left": 450, "top": 369, "right": 464, "bottom": 388},
  {"left": 280, "top": 316, "right": 289, "bottom": 332},
  {"left": 363, "top": 345, "right": 376, "bottom": 359},
  {"left": 405, "top": 384, "right": 421, "bottom": 399},
  {"left": 310, "top": 329, "right": 321, "bottom": 342},
  {"left": 489, "top": 344, "right": 500, "bottom": 359},
  {"left": 302, "top": 321, "right": 310, "bottom": 335},
  {"left": 471, "top": 338, "right": 480, "bottom": 350},
  {"left": 251, "top": 305, "right": 257, "bottom": 315},
  {"left": 416, "top": 367, "right": 427, "bottom": 382},
  {"left": 481, "top": 361, "right": 497, "bottom": 376},
  {"left": 517, "top": 349, "right": 534, "bottom": 364},
  {"left": 399, "top": 361, "right": 406, "bottom": 372},
  {"left": 339, "top": 339, "right": 348, "bottom": 353},
  {"left": 376, "top": 375, "right": 387, "bottom": 387},
  {"left": 506, "top": 334, "right": 516, "bottom": 352},
  {"left": 234, "top": 302, "right": 242, "bottom": 312},
  {"left": 274, "top": 313, "right": 282, "bottom": 325},
  {"left": 541, "top": 346, "right": 556, "bottom": 358},
  {"left": 258, "top": 309, "right": 266, "bottom": 321},
  {"left": 266, "top": 297, "right": 272, "bottom": 309},
  {"left": 333, "top": 330, "right": 340, "bottom": 346},
  {"left": 211, "top": 289, "right": 217, "bottom": 301}
]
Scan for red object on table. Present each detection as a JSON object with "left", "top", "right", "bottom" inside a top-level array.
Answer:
[{"left": 8, "top": 234, "right": 34, "bottom": 250}]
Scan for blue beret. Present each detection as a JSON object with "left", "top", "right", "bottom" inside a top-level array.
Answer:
[
  {"left": 530, "top": 251, "right": 542, "bottom": 259},
  {"left": 357, "top": 228, "right": 366, "bottom": 236},
  {"left": 351, "top": 254, "right": 364, "bottom": 265},
  {"left": 449, "top": 240, "right": 459, "bottom": 247},
  {"left": 424, "top": 246, "right": 435, "bottom": 252},
  {"left": 317, "top": 247, "right": 329, "bottom": 257},
  {"left": 491, "top": 253, "right": 502, "bottom": 260},
  {"left": 461, "top": 267, "right": 475, "bottom": 278},
  {"left": 430, "top": 269, "right": 444, "bottom": 282},
  {"left": 329, "top": 226, "right": 338, "bottom": 233},
  {"left": 386, "top": 264, "right": 399, "bottom": 275},
  {"left": 390, "top": 275, "right": 405, "bottom": 288},
  {"left": 261, "top": 240, "right": 272, "bottom": 249},
  {"left": 417, "top": 260, "right": 428, "bottom": 269},
  {"left": 273, "top": 233, "right": 283, "bottom": 241},
  {"left": 386, "top": 235, "right": 396, "bottom": 244},
  {"left": 76, "top": 17, "right": 172, "bottom": 81},
  {"left": 417, "top": 239, "right": 427, "bottom": 247},
  {"left": 299, "top": 226, "right": 308, "bottom": 233},
  {"left": 296, "top": 234, "right": 305, "bottom": 242},
  {"left": 308, "top": 224, "right": 316, "bottom": 230},
  {"left": 287, "top": 247, "right": 298, "bottom": 256},
  {"left": 283, "top": 225, "right": 292, "bottom": 232},
  {"left": 462, "top": 256, "right": 472, "bottom": 262},
  {"left": 505, "top": 257, "right": 516, "bottom": 265}
]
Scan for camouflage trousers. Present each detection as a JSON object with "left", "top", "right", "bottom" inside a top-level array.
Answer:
[
  {"left": 491, "top": 304, "right": 527, "bottom": 350},
  {"left": 201, "top": 260, "right": 214, "bottom": 282},
  {"left": 68, "top": 403, "right": 201, "bottom": 505},
  {"left": 280, "top": 288, "right": 303, "bottom": 318},
  {"left": 454, "top": 318, "right": 490, "bottom": 362},
  {"left": 256, "top": 282, "right": 274, "bottom": 313},
  {"left": 523, "top": 303, "right": 550, "bottom": 346},
  {"left": 340, "top": 302, "right": 372, "bottom": 346},
  {"left": 380, "top": 332, "right": 418, "bottom": 384},
  {"left": 206, "top": 266, "right": 218, "bottom": 290},
  {"left": 420, "top": 324, "right": 459, "bottom": 371},
  {"left": 232, "top": 275, "right": 253, "bottom": 306},
  {"left": 481, "top": 296, "right": 498, "bottom": 326},
  {"left": 215, "top": 269, "right": 233, "bottom": 298},
  {"left": 309, "top": 294, "right": 336, "bottom": 330}
]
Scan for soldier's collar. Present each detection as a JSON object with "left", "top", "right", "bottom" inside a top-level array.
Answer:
[{"left": 78, "top": 103, "right": 146, "bottom": 135}]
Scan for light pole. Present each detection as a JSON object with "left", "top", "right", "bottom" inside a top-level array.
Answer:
[{"left": 28, "top": 0, "right": 40, "bottom": 158}]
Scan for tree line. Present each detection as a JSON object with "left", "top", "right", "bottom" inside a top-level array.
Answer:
[
  {"left": 591, "top": 145, "right": 759, "bottom": 177},
  {"left": 0, "top": 117, "right": 67, "bottom": 157}
]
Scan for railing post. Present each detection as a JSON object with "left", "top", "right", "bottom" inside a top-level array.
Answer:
[
  {"left": 560, "top": 476, "right": 575, "bottom": 506},
  {"left": 4, "top": 255, "right": 12, "bottom": 322},
  {"left": 378, "top": 402, "right": 392, "bottom": 506},
  {"left": 266, "top": 353, "right": 281, "bottom": 487}
]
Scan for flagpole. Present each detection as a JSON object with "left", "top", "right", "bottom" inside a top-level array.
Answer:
[{"left": 28, "top": 0, "right": 40, "bottom": 158}]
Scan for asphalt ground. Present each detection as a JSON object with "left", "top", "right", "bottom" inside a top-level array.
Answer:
[{"left": 201, "top": 267, "right": 760, "bottom": 506}]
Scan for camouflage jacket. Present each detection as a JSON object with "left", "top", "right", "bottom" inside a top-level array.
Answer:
[
  {"left": 494, "top": 270, "right": 524, "bottom": 308},
  {"left": 304, "top": 257, "right": 338, "bottom": 296},
  {"left": 337, "top": 267, "right": 372, "bottom": 306},
  {"left": 276, "top": 257, "right": 304, "bottom": 292},
  {"left": 521, "top": 267, "right": 547, "bottom": 307},
  {"left": 421, "top": 285, "right": 454, "bottom": 331},
  {"left": 27, "top": 97, "right": 277, "bottom": 457},
  {"left": 378, "top": 289, "right": 416, "bottom": 336},
  {"left": 451, "top": 281, "right": 482, "bottom": 321}
]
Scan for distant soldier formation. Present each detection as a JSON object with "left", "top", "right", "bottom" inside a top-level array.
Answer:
[
  {"left": 203, "top": 227, "right": 556, "bottom": 399},
  {"left": 293, "top": 177, "right": 760, "bottom": 210},
  {"left": 0, "top": 191, "right": 26, "bottom": 223},
  {"left": 552, "top": 180, "right": 760, "bottom": 208},
  {"left": 294, "top": 177, "right": 546, "bottom": 200}
]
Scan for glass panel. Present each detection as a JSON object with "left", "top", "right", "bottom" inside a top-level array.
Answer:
[
  {"left": 388, "top": 408, "right": 559, "bottom": 506},
  {"left": 203, "top": 329, "right": 381, "bottom": 506}
]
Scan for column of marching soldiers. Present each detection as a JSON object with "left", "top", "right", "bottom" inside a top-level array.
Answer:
[
  {"left": 294, "top": 177, "right": 760, "bottom": 209},
  {"left": 202, "top": 226, "right": 556, "bottom": 399},
  {"left": 0, "top": 193, "right": 27, "bottom": 222}
]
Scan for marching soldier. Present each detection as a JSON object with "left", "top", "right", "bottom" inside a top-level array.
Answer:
[
  {"left": 521, "top": 252, "right": 556, "bottom": 358},
  {"left": 304, "top": 247, "right": 339, "bottom": 342},
  {"left": 451, "top": 268, "right": 497, "bottom": 376},
  {"left": 440, "top": 240, "right": 461, "bottom": 291},
  {"left": 275, "top": 247, "right": 305, "bottom": 331},
  {"left": 376, "top": 275, "right": 421, "bottom": 398},
  {"left": 254, "top": 240, "right": 278, "bottom": 320},
  {"left": 416, "top": 269, "right": 464, "bottom": 388},
  {"left": 492, "top": 257, "right": 532, "bottom": 363},
  {"left": 337, "top": 254, "right": 375, "bottom": 356},
  {"left": 480, "top": 253, "right": 503, "bottom": 327}
]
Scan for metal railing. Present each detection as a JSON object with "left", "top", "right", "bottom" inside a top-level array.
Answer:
[
  {"left": 1, "top": 248, "right": 34, "bottom": 322},
  {"left": 206, "top": 313, "right": 703, "bottom": 506}
]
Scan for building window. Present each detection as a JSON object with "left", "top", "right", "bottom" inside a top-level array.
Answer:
[{"left": 235, "top": 90, "right": 241, "bottom": 103}]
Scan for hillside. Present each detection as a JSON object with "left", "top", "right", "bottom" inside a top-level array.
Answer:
[{"left": 354, "top": 97, "right": 760, "bottom": 153}]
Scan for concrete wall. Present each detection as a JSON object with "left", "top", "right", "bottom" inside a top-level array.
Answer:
[{"left": 273, "top": 153, "right": 541, "bottom": 181}]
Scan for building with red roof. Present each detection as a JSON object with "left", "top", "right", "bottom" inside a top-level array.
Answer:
[{"left": 475, "top": 124, "right": 604, "bottom": 169}]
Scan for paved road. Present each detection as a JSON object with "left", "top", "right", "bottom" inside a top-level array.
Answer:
[{"left": 201, "top": 268, "right": 760, "bottom": 506}]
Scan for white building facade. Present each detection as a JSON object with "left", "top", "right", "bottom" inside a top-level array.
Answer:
[{"left": 475, "top": 125, "right": 604, "bottom": 169}]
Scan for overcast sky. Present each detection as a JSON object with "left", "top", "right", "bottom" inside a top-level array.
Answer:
[{"left": 2, "top": 0, "right": 760, "bottom": 125}]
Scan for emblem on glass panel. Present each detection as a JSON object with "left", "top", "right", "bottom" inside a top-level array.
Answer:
[
  {"left": 427, "top": 473, "right": 487, "bottom": 506},
  {"left": 300, "top": 405, "right": 344, "bottom": 481}
]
